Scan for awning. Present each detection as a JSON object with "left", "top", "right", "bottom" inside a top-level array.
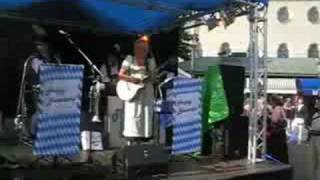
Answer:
[
  {"left": 245, "top": 78, "right": 297, "bottom": 94},
  {"left": 0, "top": 0, "right": 268, "bottom": 34},
  {"left": 296, "top": 78, "right": 320, "bottom": 96}
]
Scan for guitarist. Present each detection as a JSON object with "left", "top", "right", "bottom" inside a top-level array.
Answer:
[{"left": 118, "top": 35, "right": 156, "bottom": 145}]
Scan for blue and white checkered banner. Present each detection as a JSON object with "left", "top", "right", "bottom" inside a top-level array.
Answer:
[
  {"left": 171, "top": 78, "right": 202, "bottom": 155},
  {"left": 33, "top": 64, "right": 84, "bottom": 157}
]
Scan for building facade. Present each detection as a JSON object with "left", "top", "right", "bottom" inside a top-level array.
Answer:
[{"left": 198, "top": 0, "right": 320, "bottom": 58}]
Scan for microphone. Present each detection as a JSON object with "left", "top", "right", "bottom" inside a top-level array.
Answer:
[{"left": 58, "top": 29, "right": 70, "bottom": 37}]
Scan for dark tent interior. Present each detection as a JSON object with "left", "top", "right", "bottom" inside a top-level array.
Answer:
[{"left": 0, "top": 19, "right": 180, "bottom": 117}]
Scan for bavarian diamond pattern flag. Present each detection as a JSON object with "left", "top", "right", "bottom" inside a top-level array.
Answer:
[
  {"left": 171, "top": 78, "right": 202, "bottom": 155},
  {"left": 33, "top": 64, "right": 84, "bottom": 157}
]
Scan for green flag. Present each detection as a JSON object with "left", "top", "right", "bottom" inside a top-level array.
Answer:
[
  {"left": 201, "top": 65, "right": 229, "bottom": 155},
  {"left": 201, "top": 65, "right": 230, "bottom": 155},
  {"left": 202, "top": 65, "right": 229, "bottom": 128}
]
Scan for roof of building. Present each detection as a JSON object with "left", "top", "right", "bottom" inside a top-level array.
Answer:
[{"left": 179, "top": 57, "right": 320, "bottom": 77}]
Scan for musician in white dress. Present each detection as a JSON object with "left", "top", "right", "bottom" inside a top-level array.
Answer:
[{"left": 118, "top": 36, "right": 156, "bottom": 142}]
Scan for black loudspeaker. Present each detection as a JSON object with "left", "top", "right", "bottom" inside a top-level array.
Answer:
[
  {"left": 220, "top": 65, "right": 245, "bottom": 117},
  {"left": 113, "top": 144, "right": 169, "bottom": 179},
  {"left": 224, "top": 116, "right": 249, "bottom": 159},
  {"left": 219, "top": 65, "right": 248, "bottom": 159},
  {"left": 202, "top": 65, "right": 246, "bottom": 156}
]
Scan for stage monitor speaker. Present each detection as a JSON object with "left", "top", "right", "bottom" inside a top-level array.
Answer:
[{"left": 113, "top": 144, "right": 169, "bottom": 179}]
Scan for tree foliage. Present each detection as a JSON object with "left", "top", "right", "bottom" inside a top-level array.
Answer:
[{"left": 177, "top": 29, "right": 193, "bottom": 61}]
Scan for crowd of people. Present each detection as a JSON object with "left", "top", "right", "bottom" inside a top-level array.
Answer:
[{"left": 243, "top": 94, "right": 320, "bottom": 163}]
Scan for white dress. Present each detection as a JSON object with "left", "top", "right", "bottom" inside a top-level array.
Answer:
[{"left": 121, "top": 56, "right": 156, "bottom": 138}]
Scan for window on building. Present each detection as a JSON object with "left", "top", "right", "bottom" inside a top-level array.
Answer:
[
  {"left": 308, "top": 7, "right": 320, "bottom": 24},
  {"left": 308, "top": 43, "right": 319, "bottom": 58},
  {"left": 277, "top": 43, "right": 289, "bottom": 58},
  {"left": 218, "top": 42, "right": 231, "bottom": 57},
  {"left": 277, "top": 7, "right": 290, "bottom": 24}
]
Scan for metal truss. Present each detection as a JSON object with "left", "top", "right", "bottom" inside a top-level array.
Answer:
[
  {"left": 180, "top": 0, "right": 268, "bottom": 164},
  {"left": 247, "top": 5, "right": 268, "bottom": 163}
]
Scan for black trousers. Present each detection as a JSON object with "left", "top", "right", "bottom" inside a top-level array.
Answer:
[{"left": 267, "top": 128, "right": 289, "bottom": 163}]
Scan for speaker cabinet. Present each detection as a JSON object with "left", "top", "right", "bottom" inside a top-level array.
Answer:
[
  {"left": 220, "top": 65, "right": 248, "bottom": 159},
  {"left": 113, "top": 144, "right": 169, "bottom": 179}
]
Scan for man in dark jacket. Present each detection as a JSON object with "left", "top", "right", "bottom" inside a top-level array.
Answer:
[
  {"left": 309, "top": 97, "right": 320, "bottom": 180},
  {"left": 24, "top": 24, "right": 61, "bottom": 138}
]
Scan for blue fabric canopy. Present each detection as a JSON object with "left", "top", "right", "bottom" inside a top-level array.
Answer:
[
  {"left": 297, "top": 78, "right": 320, "bottom": 96},
  {"left": 0, "top": 0, "right": 267, "bottom": 34}
]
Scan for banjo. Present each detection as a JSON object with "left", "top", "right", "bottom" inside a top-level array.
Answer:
[{"left": 116, "top": 60, "right": 168, "bottom": 101}]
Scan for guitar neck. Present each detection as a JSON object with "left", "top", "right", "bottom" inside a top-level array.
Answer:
[{"left": 148, "top": 61, "right": 168, "bottom": 76}]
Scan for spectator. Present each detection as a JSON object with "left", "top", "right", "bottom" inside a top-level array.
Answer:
[
  {"left": 292, "top": 97, "right": 309, "bottom": 144},
  {"left": 242, "top": 97, "right": 251, "bottom": 117},
  {"left": 308, "top": 97, "right": 320, "bottom": 180},
  {"left": 267, "top": 96, "right": 289, "bottom": 163},
  {"left": 283, "top": 97, "right": 295, "bottom": 132}
]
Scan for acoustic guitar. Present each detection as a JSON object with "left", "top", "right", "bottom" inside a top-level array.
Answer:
[{"left": 116, "top": 61, "right": 167, "bottom": 101}]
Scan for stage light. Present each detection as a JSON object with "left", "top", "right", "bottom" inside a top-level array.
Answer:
[
  {"left": 205, "top": 11, "right": 236, "bottom": 31},
  {"left": 206, "top": 16, "right": 219, "bottom": 30}
]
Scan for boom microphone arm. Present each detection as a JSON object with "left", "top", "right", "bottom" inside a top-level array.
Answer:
[{"left": 58, "top": 29, "right": 103, "bottom": 78}]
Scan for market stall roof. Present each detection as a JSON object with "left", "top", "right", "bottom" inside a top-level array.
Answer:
[
  {"left": 179, "top": 57, "right": 319, "bottom": 78},
  {"left": 245, "top": 78, "right": 297, "bottom": 94},
  {"left": 0, "top": 0, "right": 267, "bottom": 34},
  {"left": 297, "top": 78, "right": 320, "bottom": 96}
]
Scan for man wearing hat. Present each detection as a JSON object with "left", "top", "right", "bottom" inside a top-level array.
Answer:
[
  {"left": 30, "top": 24, "right": 61, "bottom": 74},
  {"left": 23, "top": 24, "right": 61, "bottom": 138}
]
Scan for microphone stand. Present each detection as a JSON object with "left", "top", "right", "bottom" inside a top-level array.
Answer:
[
  {"left": 60, "top": 33, "right": 103, "bottom": 77},
  {"left": 60, "top": 30, "right": 104, "bottom": 163}
]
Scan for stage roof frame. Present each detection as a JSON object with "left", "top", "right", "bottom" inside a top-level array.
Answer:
[
  {"left": 0, "top": 0, "right": 268, "bottom": 35},
  {"left": 0, "top": 0, "right": 270, "bottom": 164}
]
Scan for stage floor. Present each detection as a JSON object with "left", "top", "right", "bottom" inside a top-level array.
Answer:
[
  {"left": 163, "top": 158, "right": 292, "bottom": 180},
  {"left": 0, "top": 144, "right": 292, "bottom": 180}
]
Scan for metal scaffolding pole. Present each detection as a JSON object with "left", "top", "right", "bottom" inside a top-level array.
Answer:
[{"left": 247, "top": 5, "right": 268, "bottom": 163}]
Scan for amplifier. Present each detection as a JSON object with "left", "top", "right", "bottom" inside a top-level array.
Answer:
[
  {"left": 113, "top": 144, "right": 169, "bottom": 179},
  {"left": 106, "top": 96, "right": 126, "bottom": 148}
]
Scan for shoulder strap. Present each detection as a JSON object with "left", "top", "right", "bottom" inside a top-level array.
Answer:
[
  {"left": 128, "top": 55, "right": 134, "bottom": 75},
  {"left": 145, "top": 57, "right": 149, "bottom": 72}
]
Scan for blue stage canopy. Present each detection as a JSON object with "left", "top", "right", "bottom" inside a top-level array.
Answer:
[
  {"left": 0, "top": 0, "right": 268, "bottom": 34},
  {"left": 297, "top": 78, "right": 320, "bottom": 96}
]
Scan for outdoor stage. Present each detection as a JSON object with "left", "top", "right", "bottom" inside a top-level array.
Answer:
[
  {"left": 0, "top": 144, "right": 292, "bottom": 180},
  {"left": 164, "top": 158, "right": 292, "bottom": 180}
]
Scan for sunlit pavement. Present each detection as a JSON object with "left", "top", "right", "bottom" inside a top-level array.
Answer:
[{"left": 288, "top": 143, "right": 312, "bottom": 180}]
